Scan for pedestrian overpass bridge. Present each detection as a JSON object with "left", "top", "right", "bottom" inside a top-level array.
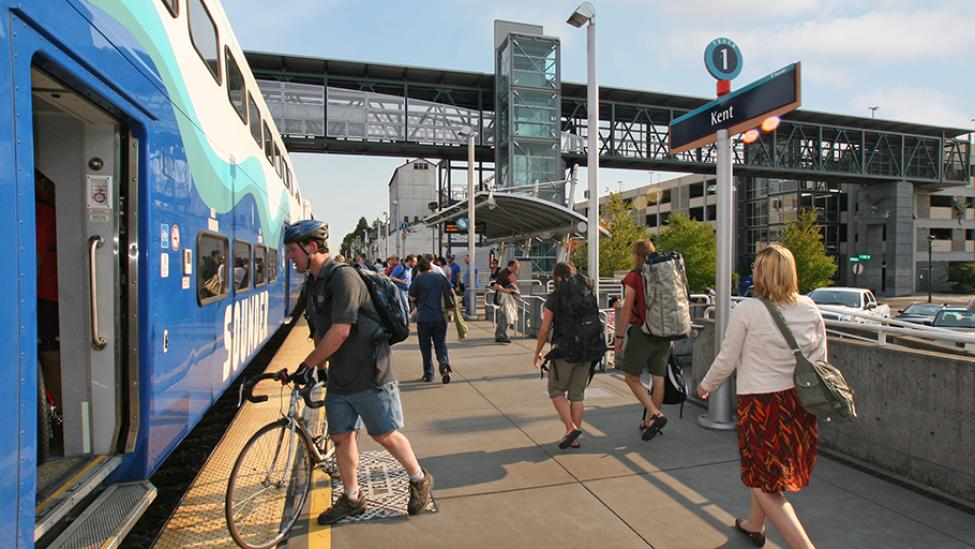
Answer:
[{"left": 244, "top": 51, "right": 972, "bottom": 187}]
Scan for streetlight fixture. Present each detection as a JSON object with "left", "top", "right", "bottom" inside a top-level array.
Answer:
[
  {"left": 927, "top": 233, "right": 935, "bottom": 303},
  {"left": 868, "top": 106, "right": 879, "bottom": 119},
  {"left": 566, "top": 1, "right": 600, "bottom": 301}
]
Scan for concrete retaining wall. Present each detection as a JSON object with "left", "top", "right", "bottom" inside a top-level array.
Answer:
[{"left": 691, "top": 320, "right": 975, "bottom": 503}]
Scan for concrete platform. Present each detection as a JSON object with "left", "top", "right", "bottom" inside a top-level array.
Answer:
[
  {"left": 158, "top": 317, "right": 975, "bottom": 548},
  {"left": 327, "top": 319, "right": 975, "bottom": 549}
]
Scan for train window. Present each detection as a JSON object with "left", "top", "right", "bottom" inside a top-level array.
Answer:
[
  {"left": 272, "top": 143, "right": 281, "bottom": 177},
  {"left": 248, "top": 92, "right": 262, "bottom": 148},
  {"left": 197, "top": 232, "right": 228, "bottom": 305},
  {"left": 263, "top": 121, "right": 272, "bottom": 164},
  {"left": 162, "top": 0, "right": 178, "bottom": 17},
  {"left": 268, "top": 248, "right": 278, "bottom": 282},
  {"left": 225, "top": 48, "right": 246, "bottom": 123},
  {"left": 254, "top": 245, "right": 267, "bottom": 286},
  {"left": 232, "top": 240, "right": 251, "bottom": 292},
  {"left": 188, "top": 0, "right": 220, "bottom": 84}
]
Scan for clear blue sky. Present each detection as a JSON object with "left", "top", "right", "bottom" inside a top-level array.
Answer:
[{"left": 224, "top": 0, "right": 975, "bottom": 248}]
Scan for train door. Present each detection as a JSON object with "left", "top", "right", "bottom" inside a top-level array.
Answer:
[{"left": 30, "top": 67, "right": 139, "bottom": 540}]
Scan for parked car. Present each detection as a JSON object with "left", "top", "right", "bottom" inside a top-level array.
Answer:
[
  {"left": 807, "top": 287, "right": 891, "bottom": 323},
  {"left": 896, "top": 302, "right": 947, "bottom": 325},
  {"left": 930, "top": 308, "right": 975, "bottom": 351}
]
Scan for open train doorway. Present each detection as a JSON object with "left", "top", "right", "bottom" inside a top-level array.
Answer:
[{"left": 30, "top": 66, "right": 139, "bottom": 541}]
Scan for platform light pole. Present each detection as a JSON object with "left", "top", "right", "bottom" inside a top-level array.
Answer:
[
  {"left": 927, "top": 233, "right": 935, "bottom": 303},
  {"left": 461, "top": 127, "right": 478, "bottom": 320},
  {"left": 868, "top": 105, "right": 879, "bottom": 119},
  {"left": 567, "top": 1, "right": 600, "bottom": 300},
  {"left": 383, "top": 212, "right": 389, "bottom": 261}
]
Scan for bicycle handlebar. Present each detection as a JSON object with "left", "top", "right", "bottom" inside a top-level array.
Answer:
[{"left": 238, "top": 369, "right": 326, "bottom": 409}]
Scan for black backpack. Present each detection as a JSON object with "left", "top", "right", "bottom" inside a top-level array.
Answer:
[
  {"left": 551, "top": 275, "right": 606, "bottom": 363},
  {"left": 351, "top": 264, "right": 410, "bottom": 345},
  {"left": 641, "top": 350, "right": 689, "bottom": 419}
]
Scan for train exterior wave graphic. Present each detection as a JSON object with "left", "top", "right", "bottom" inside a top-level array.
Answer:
[{"left": 0, "top": 1, "right": 313, "bottom": 545}]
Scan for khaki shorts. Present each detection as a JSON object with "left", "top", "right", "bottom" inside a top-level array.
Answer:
[
  {"left": 548, "top": 358, "right": 590, "bottom": 401},
  {"left": 617, "top": 324, "right": 670, "bottom": 378}
]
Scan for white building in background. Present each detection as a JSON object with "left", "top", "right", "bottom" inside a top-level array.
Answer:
[{"left": 370, "top": 158, "right": 437, "bottom": 259}]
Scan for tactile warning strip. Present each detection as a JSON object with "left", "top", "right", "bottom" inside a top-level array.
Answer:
[
  {"left": 155, "top": 322, "right": 316, "bottom": 549},
  {"left": 330, "top": 451, "right": 438, "bottom": 524}
]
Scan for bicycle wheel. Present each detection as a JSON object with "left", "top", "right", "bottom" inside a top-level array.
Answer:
[{"left": 226, "top": 419, "right": 314, "bottom": 549}]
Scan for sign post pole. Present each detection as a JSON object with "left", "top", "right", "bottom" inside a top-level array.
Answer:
[
  {"left": 466, "top": 131, "right": 478, "bottom": 320},
  {"left": 699, "top": 127, "right": 736, "bottom": 430}
]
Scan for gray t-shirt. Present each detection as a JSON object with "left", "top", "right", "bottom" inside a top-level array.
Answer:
[{"left": 305, "top": 261, "right": 394, "bottom": 394}]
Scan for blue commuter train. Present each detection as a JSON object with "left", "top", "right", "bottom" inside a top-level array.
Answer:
[{"left": 0, "top": 1, "right": 313, "bottom": 546}]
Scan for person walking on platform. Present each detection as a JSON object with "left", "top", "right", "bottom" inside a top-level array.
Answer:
[
  {"left": 282, "top": 220, "right": 433, "bottom": 524},
  {"left": 493, "top": 259, "right": 521, "bottom": 343},
  {"left": 615, "top": 240, "right": 670, "bottom": 441},
  {"left": 698, "top": 244, "right": 823, "bottom": 549},
  {"left": 533, "top": 262, "right": 598, "bottom": 450},
  {"left": 390, "top": 254, "right": 415, "bottom": 323},
  {"left": 409, "top": 256, "right": 453, "bottom": 384}
]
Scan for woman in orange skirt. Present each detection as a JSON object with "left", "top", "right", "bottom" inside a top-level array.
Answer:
[{"left": 698, "top": 245, "right": 825, "bottom": 549}]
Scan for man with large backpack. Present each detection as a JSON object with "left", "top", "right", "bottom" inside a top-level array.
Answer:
[
  {"left": 533, "top": 262, "right": 605, "bottom": 450},
  {"left": 281, "top": 220, "right": 433, "bottom": 524}
]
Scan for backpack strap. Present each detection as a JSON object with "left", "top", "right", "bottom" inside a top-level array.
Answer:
[{"left": 759, "top": 298, "right": 807, "bottom": 363}]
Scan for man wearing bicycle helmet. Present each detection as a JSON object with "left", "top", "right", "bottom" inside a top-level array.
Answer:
[{"left": 283, "top": 219, "right": 433, "bottom": 523}]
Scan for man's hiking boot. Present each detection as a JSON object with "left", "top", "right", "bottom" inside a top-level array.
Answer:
[
  {"left": 317, "top": 492, "right": 366, "bottom": 525},
  {"left": 407, "top": 469, "right": 434, "bottom": 515}
]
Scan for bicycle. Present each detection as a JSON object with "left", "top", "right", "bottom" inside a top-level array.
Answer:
[{"left": 225, "top": 368, "right": 335, "bottom": 549}]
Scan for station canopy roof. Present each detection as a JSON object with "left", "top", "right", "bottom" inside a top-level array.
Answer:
[{"left": 422, "top": 192, "right": 608, "bottom": 242}]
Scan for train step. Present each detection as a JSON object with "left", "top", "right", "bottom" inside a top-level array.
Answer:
[
  {"left": 49, "top": 480, "right": 156, "bottom": 549},
  {"left": 35, "top": 455, "right": 123, "bottom": 542}
]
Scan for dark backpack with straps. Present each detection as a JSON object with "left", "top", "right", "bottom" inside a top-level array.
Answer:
[
  {"left": 551, "top": 274, "right": 607, "bottom": 363},
  {"left": 313, "top": 263, "right": 409, "bottom": 346},
  {"left": 640, "top": 349, "right": 689, "bottom": 420},
  {"left": 352, "top": 264, "right": 410, "bottom": 345}
]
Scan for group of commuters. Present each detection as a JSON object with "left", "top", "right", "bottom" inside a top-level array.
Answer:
[
  {"left": 280, "top": 217, "right": 824, "bottom": 547},
  {"left": 528, "top": 239, "right": 823, "bottom": 548}
]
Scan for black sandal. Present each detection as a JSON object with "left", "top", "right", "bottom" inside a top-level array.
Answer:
[
  {"left": 641, "top": 414, "right": 667, "bottom": 441},
  {"left": 558, "top": 429, "right": 583, "bottom": 449},
  {"left": 735, "top": 518, "right": 766, "bottom": 547}
]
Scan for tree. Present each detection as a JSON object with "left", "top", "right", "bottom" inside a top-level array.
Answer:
[
  {"left": 654, "top": 212, "right": 716, "bottom": 292},
  {"left": 340, "top": 217, "right": 370, "bottom": 257},
  {"left": 780, "top": 209, "right": 837, "bottom": 293},
  {"left": 573, "top": 193, "right": 651, "bottom": 277}
]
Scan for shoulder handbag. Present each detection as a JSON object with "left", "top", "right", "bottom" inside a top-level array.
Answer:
[{"left": 760, "top": 299, "right": 857, "bottom": 421}]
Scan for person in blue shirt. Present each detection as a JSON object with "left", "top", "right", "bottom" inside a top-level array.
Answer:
[
  {"left": 409, "top": 256, "right": 453, "bottom": 383},
  {"left": 389, "top": 254, "right": 415, "bottom": 323},
  {"left": 446, "top": 254, "right": 462, "bottom": 289}
]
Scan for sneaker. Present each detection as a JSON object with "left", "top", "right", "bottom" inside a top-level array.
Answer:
[
  {"left": 407, "top": 469, "right": 434, "bottom": 515},
  {"left": 317, "top": 492, "right": 366, "bottom": 525},
  {"left": 440, "top": 365, "right": 452, "bottom": 385},
  {"left": 495, "top": 337, "right": 511, "bottom": 344},
  {"left": 421, "top": 374, "right": 433, "bottom": 382}
]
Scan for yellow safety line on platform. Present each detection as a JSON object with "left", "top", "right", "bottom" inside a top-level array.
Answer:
[
  {"left": 35, "top": 454, "right": 108, "bottom": 513},
  {"left": 305, "top": 468, "right": 332, "bottom": 548}
]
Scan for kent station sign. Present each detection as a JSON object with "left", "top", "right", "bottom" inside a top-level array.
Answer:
[{"left": 669, "top": 39, "right": 802, "bottom": 154}]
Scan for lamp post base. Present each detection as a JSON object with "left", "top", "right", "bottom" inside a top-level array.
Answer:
[{"left": 697, "top": 413, "right": 737, "bottom": 431}]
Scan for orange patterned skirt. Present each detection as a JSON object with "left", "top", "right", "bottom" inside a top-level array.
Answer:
[{"left": 737, "top": 388, "right": 818, "bottom": 493}]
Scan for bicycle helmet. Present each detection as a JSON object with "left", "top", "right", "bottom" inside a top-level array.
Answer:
[{"left": 284, "top": 219, "right": 328, "bottom": 245}]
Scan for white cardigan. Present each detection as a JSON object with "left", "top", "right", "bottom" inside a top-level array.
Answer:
[{"left": 699, "top": 296, "right": 828, "bottom": 395}]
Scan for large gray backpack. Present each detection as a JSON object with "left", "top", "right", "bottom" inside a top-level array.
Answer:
[{"left": 640, "top": 252, "right": 692, "bottom": 340}]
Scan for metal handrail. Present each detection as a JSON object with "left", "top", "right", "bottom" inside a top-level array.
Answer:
[
  {"left": 701, "top": 301, "right": 975, "bottom": 349},
  {"left": 88, "top": 235, "right": 107, "bottom": 350}
]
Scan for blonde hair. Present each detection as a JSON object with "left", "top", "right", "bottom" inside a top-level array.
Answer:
[
  {"left": 753, "top": 244, "right": 799, "bottom": 304},
  {"left": 631, "top": 239, "right": 656, "bottom": 271}
]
